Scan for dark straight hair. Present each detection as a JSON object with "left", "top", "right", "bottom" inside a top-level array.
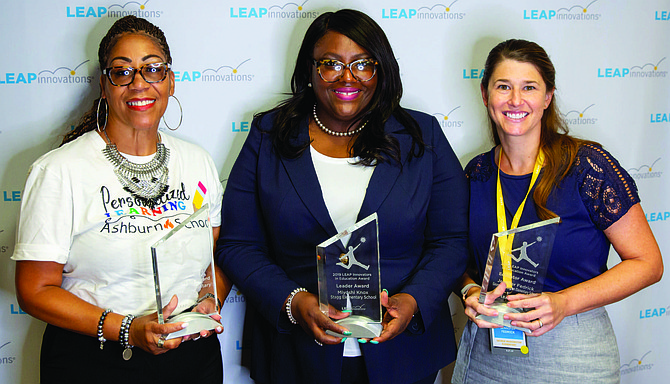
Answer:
[{"left": 259, "top": 9, "right": 424, "bottom": 166}]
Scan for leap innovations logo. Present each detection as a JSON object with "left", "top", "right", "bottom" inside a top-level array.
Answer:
[
  {"left": 522, "top": 0, "right": 602, "bottom": 21},
  {"left": 381, "top": 1, "right": 466, "bottom": 21},
  {"left": 229, "top": 0, "right": 319, "bottom": 19},
  {"left": 66, "top": 0, "right": 163, "bottom": 19},
  {"left": 225, "top": 287, "right": 246, "bottom": 304},
  {"left": 2, "top": 190, "right": 21, "bottom": 202},
  {"left": 174, "top": 59, "right": 254, "bottom": 83},
  {"left": 621, "top": 351, "right": 654, "bottom": 376},
  {"left": 654, "top": 10, "right": 670, "bottom": 20},
  {"left": 650, "top": 111, "right": 669, "bottom": 123},
  {"left": 628, "top": 158, "right": 663, "bottom": 181},
  {"left": 0, "top": 342, "right": 16, "bottom": 366},
  {"left": 0, "top": 60, "right": 93, "bottom": 85},
  {"left": 627, "top": 159, "right": 667, "bottom": 223},
  {"left": 564, "top": 104, "right": 598, "bottom": 126},
  {"left": 639, "top": 305, "right": 670, "bottom": 319},
  {"left": 462, "top": 68, "right": 484, "bottom": 80},
  {"left": 433, "top": 106, "right": 464, "bottom": 129},
  {"left": 597, "top": 57, "right": 667, "bottom": 79},
  {"left": 646, "top": 209, "right": 670, "bottom": 223},
  {"left": 0, "top": 229, "right": 8, "bottom": 255}
]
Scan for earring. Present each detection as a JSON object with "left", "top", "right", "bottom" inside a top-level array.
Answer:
[
  {"left": 307, "top": 82, "right": 312, "bottom": 87},
  {"left": 162, "top": 95, "right": 183, "bottom": 131},
  {"left": 96, "top": 98, "right": 108, "bottom": 132}
]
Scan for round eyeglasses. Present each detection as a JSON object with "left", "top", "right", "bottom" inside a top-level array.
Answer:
[
  {"left": 102, "top": 62, "right": 170, "bottom": 87},
  {"left": 313, "top": 58, "right": 378, "bottom": 83}
]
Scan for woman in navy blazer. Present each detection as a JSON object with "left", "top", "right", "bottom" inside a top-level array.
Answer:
[{"left": 217, "top": 9, "right": 468, "bottom": 384}]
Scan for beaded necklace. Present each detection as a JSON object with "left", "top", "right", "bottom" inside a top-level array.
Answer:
[{"left": 312, "top": 103, "right": 367, "bottom": 137}]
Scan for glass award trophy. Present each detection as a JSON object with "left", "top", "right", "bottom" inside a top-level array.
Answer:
[
  {"left": 317, "top": 213, "right": 382, "bottom": 338},
  {"left": 477, "top": 217, "right": 560, "bottom": 332},
  {"left": 150, "top": 203, "right": 221, "bottom": 339}
]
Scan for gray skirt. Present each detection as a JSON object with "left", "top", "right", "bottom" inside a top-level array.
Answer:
[{"left": 452, "top": 307, "right": 620, "bottom": 384}]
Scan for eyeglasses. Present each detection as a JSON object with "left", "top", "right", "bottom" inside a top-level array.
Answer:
[
  {"left": 313, "top": 58, "right": 378, "bottom": 83},
  {"left": 102, "top": 62, "right": 170, "bottom": 86}
]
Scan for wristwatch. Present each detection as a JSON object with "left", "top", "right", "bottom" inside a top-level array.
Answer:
[
  {"left": 460, "top": 283, "right": 481, "bottom": 301},
  {"left": 196, "top": 292, "right": 222, "bottom": 309}
]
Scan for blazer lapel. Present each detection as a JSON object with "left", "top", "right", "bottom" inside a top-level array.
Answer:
[
  {"left": 280, "top": 119, "right": 339, "bottom": 239},
  {"left": 280, "top": 115, "right": 412, "bottom": 238}
]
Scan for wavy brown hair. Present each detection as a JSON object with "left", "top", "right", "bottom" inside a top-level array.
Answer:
[{"left": 481, "top": 39, "right": 599, "bottom": 220}]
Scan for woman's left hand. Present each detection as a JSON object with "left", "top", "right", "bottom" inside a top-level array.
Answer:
[
  {"left": 182, "top": 297, "right": 223, "bottom": 341},
  {"left": 504, "top": 291, "right": 568, "bottom": 336},
  {"left": 369, "top": 291, "right": 418, "bottom": 343}
]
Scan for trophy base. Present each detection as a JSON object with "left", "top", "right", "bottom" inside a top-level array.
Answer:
[
  {"left": 326, "top": 315, "right": 382, "bottom": 338},
  {"left": 476, "top": 302, "right": 531, "bottom": 333},
  {"left": 166, "top": 311, "right": 221, "bottom": 339}
]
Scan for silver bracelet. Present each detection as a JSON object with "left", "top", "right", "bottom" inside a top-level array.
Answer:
[
  {"left": 461, "top": 283, "right": 481, "bottom": 301},
  {"left": 97, "top": 308, "right": 113, "bottom": 350},
  {"left": 118, "top": 314, "right": 136, "bottom": 361},
  {"left": 196, "top": 292, "right": 222, "bottom": 309},
  {"left": 285, "top": 288, "right": 307, "bottom": 324}
]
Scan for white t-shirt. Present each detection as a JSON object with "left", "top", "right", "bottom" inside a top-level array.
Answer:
[
  {"left": 12, "top": 130, "right": 223, "bottom": 316},
  {"left": 310, "top": 145, "right": 375, "bottom": 357}
]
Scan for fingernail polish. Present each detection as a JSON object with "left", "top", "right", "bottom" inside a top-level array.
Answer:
[
  {"left": 343, "top": 331, "right": 352, "bottom": 336},
  {"left": 383, "top": 289, "right": 388, "bottom": 294},
  {"left": 358, "top": 339, "right": 367, "bottom": 344},
  {"left": 369, "top": 340, "right": 379, "bottom": 344},
  {"left": 340, "top": 338, "right": 346, "bottom": 343}
]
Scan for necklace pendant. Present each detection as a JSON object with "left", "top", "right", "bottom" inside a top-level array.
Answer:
[{"left": 122, "top": 347, "right": 133, "bottom": 361}]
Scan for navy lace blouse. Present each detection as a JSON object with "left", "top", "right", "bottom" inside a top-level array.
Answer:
[{"left": 466, "top": 144, "right": 640, "bottom": 292}]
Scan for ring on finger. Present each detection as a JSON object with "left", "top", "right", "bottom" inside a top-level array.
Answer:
[
  {"left": 157, "top": 335, "right": 167, "bottom": 348},
  {"left": 537, "top": 319, "right": 543, "bottom": 328}
]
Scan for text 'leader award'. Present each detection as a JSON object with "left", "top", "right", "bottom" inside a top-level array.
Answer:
[{"left": 317, "top": 213, "right": 382, "bottom": 338}]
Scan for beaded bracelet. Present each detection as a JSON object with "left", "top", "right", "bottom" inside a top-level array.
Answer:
[
  {"left": 97, "top": 308, "right": 113, "bottom": 350},
  {"left": 118, "top": 314, "right": 136, "bottom": 361},
  {"left": 285, "top": 287, "right": 307, "bottom": 324}
]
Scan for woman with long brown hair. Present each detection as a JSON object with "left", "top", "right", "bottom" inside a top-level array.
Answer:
[{"left": 453, "top": 39, "right": 662, "bottom": 383}]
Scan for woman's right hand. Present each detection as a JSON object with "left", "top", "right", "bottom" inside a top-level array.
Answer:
[
  {"left": 128, "top": 295, "right": 189, "bottom": 355},
  {"left": 291, "top": 291, "right": 352, "bottom": 345},
  {"left": 463, "top": 282, "right": 506, "bottom": 329}
]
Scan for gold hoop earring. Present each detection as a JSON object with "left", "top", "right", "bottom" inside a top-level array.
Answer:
[
  {"left": 162, "top": 95, "right": 183, "bottom": 131},
  {"left": 96, "top": 98, "right": 108, "bottom": 132}
]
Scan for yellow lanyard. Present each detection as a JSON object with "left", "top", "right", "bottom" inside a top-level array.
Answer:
[{"left": 495, "top": 147, "right": 544, "bottom": 290}]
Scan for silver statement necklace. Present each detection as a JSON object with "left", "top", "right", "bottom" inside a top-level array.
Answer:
[
  {"left": 313, "top": 103, "right": 367, "bottom": 137},
  {"left": 101, "top": 129, "right": 170, "bottom": 209}
]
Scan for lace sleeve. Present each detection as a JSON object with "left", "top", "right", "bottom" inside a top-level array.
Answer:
[
  {"left": 465, "top": 152, "right": 493, "bottom": 182},
  {"left": 575, "top": 144, "right": 640, "bottom": 230}
]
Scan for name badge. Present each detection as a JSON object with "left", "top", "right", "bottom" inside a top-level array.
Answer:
[{"left": 490, "top": 327, "right": 529, "bottom": 356}]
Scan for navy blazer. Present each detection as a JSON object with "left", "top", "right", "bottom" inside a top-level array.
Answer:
[{"left": 217, "top": 109, "right": 468, "bottom": 384}]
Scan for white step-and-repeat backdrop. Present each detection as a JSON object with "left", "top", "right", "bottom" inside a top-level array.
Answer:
[{"left": 1, "top": 1, "right": 668, "bottom": 383}]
